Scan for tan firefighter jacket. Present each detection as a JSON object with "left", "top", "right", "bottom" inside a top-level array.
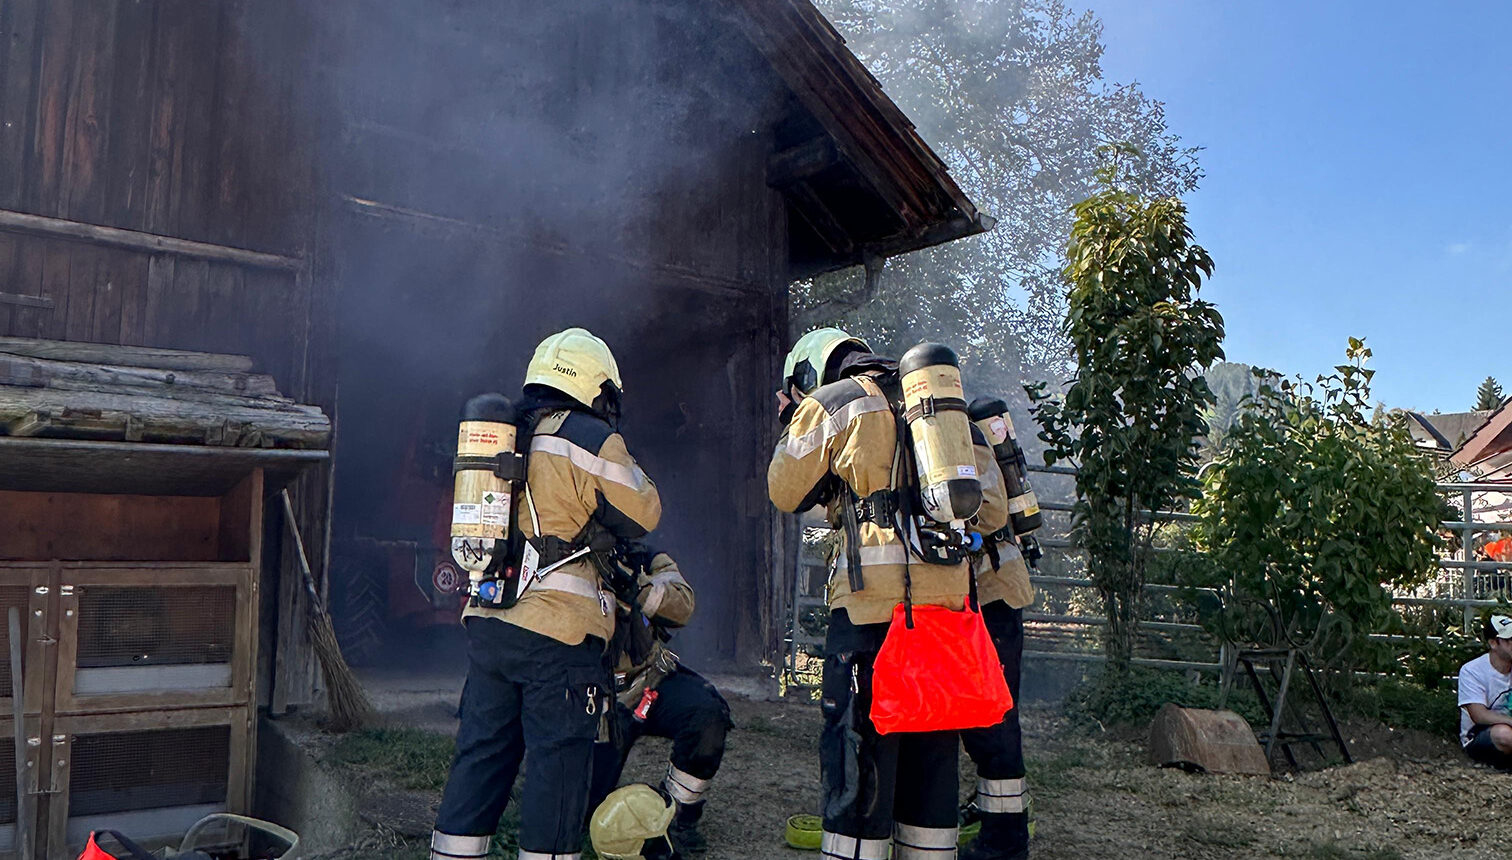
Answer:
[
  {"left": 613, "top": 552, "right": 694, "bottom": 708},
  {"left": 464, "top": 409, "right": 661, "bottom": 646},
  {"left": 768, "top": 374, "right": 1009, "bottom": 625},
  {"left": 975, "top": 534, "right": 1035, "bottom": 610},
  {"left": 974, "top": 455, "right": 1035, "bottom": 610}
]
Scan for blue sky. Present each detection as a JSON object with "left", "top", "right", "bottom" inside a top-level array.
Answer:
[{"left": 1090, "top": 2, "right": 1512, "bottom": 413}]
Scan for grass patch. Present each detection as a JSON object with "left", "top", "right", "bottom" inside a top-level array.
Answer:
[
  {"left": 1340, "top": 677, "right": 1457, "bottom": 735},
  {"left": 331, "top": 729, "right": 603, "bottom": 859},
  {"left": 331, "top": 728, "right": 455, "bottom": 792},
  {"left": 1183, "top": 821, "right": 1254, "bottom": 848},
  {"left": 1065, "top": 666, "right": 1266, "bottom": 729},
  {"left": 1025, "top": 747, "right": 1090, "bottom": 796},
  {"left": 1298, "top": 840, "right": 1402, "bottom": 860},
  {"left": 742, "top": 715, "right": 787, "bottom": 736}
]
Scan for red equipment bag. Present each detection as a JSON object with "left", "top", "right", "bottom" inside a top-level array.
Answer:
[
  {"left": 870, "top": 602, "right": 1013, "bottom": 734},
  {"left": 78, "top": 831, "right": 157, "bottom": 860}
]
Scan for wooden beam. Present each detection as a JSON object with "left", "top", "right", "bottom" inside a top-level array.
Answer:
[
  {"left": 342, "top": 195, "right": 771, "bottom": 298},
  {"left": 787, "top": 182, "right": 854, "bottom": 256},
  {"left": 0, "top": 352, "right": 281, "bottom": 400},
  {"left": 766, "top": 137, "right": 839, "bottom": 187},
  {"left": 0, "top": 292, "right": 53, "bottom": 310},
  {"left": 0, "top": 336, "right": 254, "bottom": 372},
  {"left": 0, "top": 208, "right": 301, "bottom": 272}
]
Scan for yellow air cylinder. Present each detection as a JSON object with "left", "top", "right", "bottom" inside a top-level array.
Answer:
[
  {"left": 968, "top": 397, "right": 1043, "bottom": 536},
  {"left": 899, "top": 343, "right": 982, "bottom": 524},
  {"left": 450, "top": 394, "right": 521, "bottom": 590}
]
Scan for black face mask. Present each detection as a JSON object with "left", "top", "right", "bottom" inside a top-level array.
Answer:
[
  {"left": 777, "top": 392, "right": 798, "bottom": 427},
  {"left": 591, "top": 383, "right": 622, "bottom": 432}
]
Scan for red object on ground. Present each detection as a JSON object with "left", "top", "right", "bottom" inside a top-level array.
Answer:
[
  {"left": 870, "top": 603, "right": 1013, "bottom": 735},
  {"left": 77, "top": 832, "right": 154, "bottom": 860}
]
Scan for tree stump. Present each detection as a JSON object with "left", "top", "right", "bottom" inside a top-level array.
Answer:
[{"left": 1148, "top": 703, "right": 1269, "bottom": 775}]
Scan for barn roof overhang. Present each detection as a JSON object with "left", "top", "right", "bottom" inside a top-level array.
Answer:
[{"left": 733, "top": 0, "right": 994, "bottom": 279}]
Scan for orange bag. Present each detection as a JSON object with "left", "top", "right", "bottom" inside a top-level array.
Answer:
[{"left": 870, "top": 602, "right": 1013, "bottom": 734}]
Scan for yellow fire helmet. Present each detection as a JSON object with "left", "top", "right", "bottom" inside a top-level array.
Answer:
[
  {"left": 523, "top": 327, "right": 624, "bottom": 408},
  {"left": 589, "top": 784, "right": 676, "bottom": 859},
  {"left": 783, "top": 326, "right": 870, "bottom": 396}
]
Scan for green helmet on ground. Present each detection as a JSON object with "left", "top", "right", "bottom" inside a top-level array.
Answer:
[
  {"left": 782, "top": 327, "right": 870, "bottom": 395},
  {"left": 523, "top": 327, "right": 624, "bottom": 409},
  {"left": 589, "top": 784, "right": 676, "bottom": 859}
]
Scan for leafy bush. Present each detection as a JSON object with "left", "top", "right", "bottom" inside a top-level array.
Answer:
[
  {"left": 1189, "top": 340, "right": 1446, "bottom": 685},
  {"left": 1340, "top": 677, "right": 1458, "bottom": 736},
  {"left": 1065, "top": 666, "right": 1263, "bottom": 728}
]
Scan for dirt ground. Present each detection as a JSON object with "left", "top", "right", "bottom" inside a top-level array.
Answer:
[{"left": 315, "top": 682, "right": 1512, "bottom": 860}]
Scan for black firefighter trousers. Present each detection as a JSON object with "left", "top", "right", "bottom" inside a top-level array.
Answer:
[
  {"left": 434, "top": 617, "right": 609, "bottom": 857},
  {"left": 820, "top": 610, "right": 959, "bottom": 860},
  {"left": 588, "top": 665, "right": 733, "bottom": 814},
  {"left": 960, "top": 601, "right": 1029, "bottom": 851}
]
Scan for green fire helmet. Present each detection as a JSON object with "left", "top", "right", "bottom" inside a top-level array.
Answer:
[
  {"left": 523, "top": 327, "right": 624, "bottom": 408},
  {"left": 782, "top": 327, "right": 870, "bottom": 395},
  {"left": 589, "top": 784, "right": 675, "bottom": 859}
]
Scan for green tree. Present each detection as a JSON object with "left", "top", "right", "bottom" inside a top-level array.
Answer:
[
  {"left": 1475, "top": 375, "right": 1504, "bottom": 411},
  {"left": 1027, "top": 152, "right": 1225, "bottom": 673},
  {"left": 1191, "top": 340, "right": 1445, "bottom": 681},
  {"left": 800, "top": 0, "right": 1200, "bottom": 407}
]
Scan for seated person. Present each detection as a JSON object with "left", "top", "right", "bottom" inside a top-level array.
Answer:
[
  {"left": 589, "top": 546, "right": 732, "bottom": 857},
  {"left": 1459, "top": 614, "right": 1512, "bottom": 769}
]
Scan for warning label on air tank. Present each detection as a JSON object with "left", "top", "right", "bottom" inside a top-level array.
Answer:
[
  {"left": 480, "top": 492, "right": 509, "bottom": 527},
  {"left": 453, "top": 503, "right": 482, "bottom": 525}
]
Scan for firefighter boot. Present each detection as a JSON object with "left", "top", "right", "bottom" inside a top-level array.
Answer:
[
  {"left": 667, "top": 801, "right": 707, "bottom": 856},
  {"left": 961, "top": 812, "right": 1028, "bottom": 860}
]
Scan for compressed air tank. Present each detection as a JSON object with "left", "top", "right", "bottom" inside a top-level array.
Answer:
[
  {"left": 968, "top": 396, "right": 1043, "bottom": 536},
  {"left": 451, "top": 394, "right": 520, "bottom": 589},
  {"left": 899, "top": 343, "right": 982, "bottom": 524}
]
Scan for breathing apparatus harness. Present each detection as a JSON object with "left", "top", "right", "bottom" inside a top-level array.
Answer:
[
  {"left": 454, "top": 394, "right": 621, "bottom": 614},
  {"left": 832, "top": 348, "right": 985, "bottom": 626}
]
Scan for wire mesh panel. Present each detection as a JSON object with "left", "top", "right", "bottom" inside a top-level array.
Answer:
[
  {"left": 0, "top": 585, "right": 30, "bottom": 699},
  {"left": 66, "top": 725, "right": 231, "bottom": 847},
  {"left": 0, "top": 745, "right": 14, "bottom": 854},
  {"left": 72, "top": 586, "right": 236, "bottom": 695}
]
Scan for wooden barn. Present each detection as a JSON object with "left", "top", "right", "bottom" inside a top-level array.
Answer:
[{"left": 0, "top": 3, "right": 986, "bottom": 844}]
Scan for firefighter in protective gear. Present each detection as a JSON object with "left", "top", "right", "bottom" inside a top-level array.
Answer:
[
  {"left": 588, "top": 548, "right": 731, "bottom": 856},
  {"left": 432, "top": 327, "right": 662, "bottom": 860},
  {"left": 960, "top": 455, "right": 1035, "bottom": 860},
  {"left": 768, "top": 328, "right": 1009, "bottom": 860},
  {"left": 590, "top": 784, "right": 677, "bottom": 860}
]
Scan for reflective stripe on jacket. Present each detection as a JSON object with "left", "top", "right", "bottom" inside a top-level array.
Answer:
[{"left": 464, "top": 409, "right": 661, "bottom": 645}]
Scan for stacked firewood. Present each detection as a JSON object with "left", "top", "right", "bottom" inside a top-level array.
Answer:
[{"left": 0, "top": 337, "right": 329, "bottom": 448}]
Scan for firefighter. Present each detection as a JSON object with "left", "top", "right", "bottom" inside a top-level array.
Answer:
[
  {"left": 960, "top": 504, "right": 1034, "bottom": 860},
  {"left": 588, "top": 545, "right": 731, "bottom": 857},
  {"left": 768, "top": 327, "right": 1009, "bottom": 860},
  {"left": 431, "top": 327, "right": 662, "bottom": 860}
]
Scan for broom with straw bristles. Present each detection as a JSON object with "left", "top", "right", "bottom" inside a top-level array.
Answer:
[{"left": 281, "top": 489, "right": 374, "bottom": 732}]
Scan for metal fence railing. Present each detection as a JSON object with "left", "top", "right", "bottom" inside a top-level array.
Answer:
[{"left": 777, "top": 465, "right": 1512, "bottom": 689}]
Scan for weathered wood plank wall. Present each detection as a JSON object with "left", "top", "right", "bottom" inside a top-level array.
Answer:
[
  {"left": 312, "top": 0, "right": 791, "bottom": 670},
  {"left": 0, "top": 0, "right": 329, "bottom": 706}
]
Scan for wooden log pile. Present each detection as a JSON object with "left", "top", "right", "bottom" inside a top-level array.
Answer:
[{"left": 0, "top": 337, "right": 330, "bottom": 448}]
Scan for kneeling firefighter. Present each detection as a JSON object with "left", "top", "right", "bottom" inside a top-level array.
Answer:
[
  {"left": 958, "top": 398, "right": 1044, "bottom": 860},
  {"left": 431, "top": 327, "right": 662, "bottom": 860},
  {"left": 768, "top": 328, "right": 1011, "bottom": 860},
  {"left": 588, "top": 545, "right": 731, "bottom": 857}
]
